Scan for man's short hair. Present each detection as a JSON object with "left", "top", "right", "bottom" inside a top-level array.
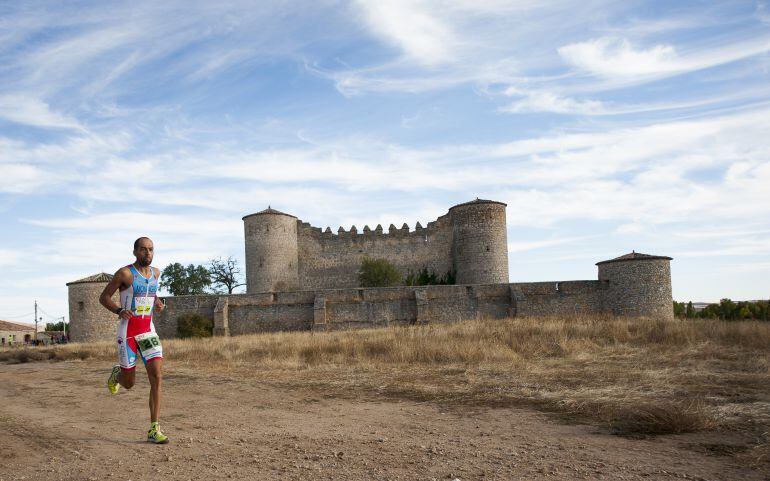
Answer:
[{"left": 133, "top": 237, "right": 151, "bottom": 250}]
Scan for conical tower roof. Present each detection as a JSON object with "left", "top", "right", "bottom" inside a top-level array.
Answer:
[
  {"left": 66, "top": 272, "right": 114, "bottom": 286},
  {"left": 596, "top": 251, "right": 672, "bottom": 266},
  {"left": 242, "top": 206, "right": 297, "bottom": 220}
]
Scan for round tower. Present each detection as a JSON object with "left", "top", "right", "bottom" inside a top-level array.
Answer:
[
  {"left": 449, "top": 199, "right": 509, "bottom": 285},
  {"left": 67, "top": 273, "right": 118, "bottom": 342},
  {"left": 243, "top": 207, "right": 299, "bottom": 293},
  {"left": 597, "top": 252, "right": 674, "bottom": 320}
]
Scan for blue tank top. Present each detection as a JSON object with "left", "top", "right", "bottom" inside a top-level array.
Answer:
[{"left": 119, "top": 264, "right": 159, "bottom": 318}]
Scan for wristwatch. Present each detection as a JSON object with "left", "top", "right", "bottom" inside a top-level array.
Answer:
[{"left": 115, "top": 307, "right": 125, "bottom": 315}]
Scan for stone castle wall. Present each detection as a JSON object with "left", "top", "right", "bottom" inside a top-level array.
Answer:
[
  {"left": 599, "top": 258, "right": 674, "bottom": 321},
  {"left": 244, "top": 211, "right": 299, "bottom": 293},
  {"left": 450, "top": 201, "right": 509, "bottom": 284},
  {"left": 68, "top": 197, "right": 675, "bottom": 340},
  {"left": 154, "top": 280, "right": 609, "bottom": 336},
  {"left": 296, "top": 214, "right": 455, "bottom": 290},
  {"left": 68, "top": 281, "right": 118, "bottom": 342},
  {"left": 153, "top": 256, "right": 673, "bottom": 337},
  {"left": 243, "top": 200, "right": 509, "bottom": 293},
  {"left": 512, "top": 281, "right": 608, "bottom": 317}
]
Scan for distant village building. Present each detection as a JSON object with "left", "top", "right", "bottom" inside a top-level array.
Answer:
[
  {"left": 692, "top": 302, "right": 711, "bottom": 312},
  {"left": 37, "top": 330, "right": 68, "bottom": 344},
  {"left": 0, "top": 320, "right": 36, "bottom": 346}
]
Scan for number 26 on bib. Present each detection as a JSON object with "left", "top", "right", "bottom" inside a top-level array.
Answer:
[{"left": 134, "top": 332, "right": 162, "bottom": 358}]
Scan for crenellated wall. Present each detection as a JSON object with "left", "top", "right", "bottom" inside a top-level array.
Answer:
[
  {"left": 243, "top": 199, "right": 509, "bottom": 293},
  {"left": 297, "top": 213, "right": 454, "bottom": 289}
]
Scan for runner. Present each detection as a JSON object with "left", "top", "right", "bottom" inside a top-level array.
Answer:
[{"left": 99, "top": 236, "right": 168, "bottom": 444}]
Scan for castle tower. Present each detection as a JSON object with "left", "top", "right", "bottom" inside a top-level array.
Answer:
[
  {"left": 67, "top": 273, "right": 118, "bottom": 342},
  {"left": 449, "top": 199, "right": 509, "bottom": 285},
  {"left": 597, "top": 252, "right": 674, "bottom": 320},
  {"left": 243, "top": 207, "right": 299, "bottom": 293}
]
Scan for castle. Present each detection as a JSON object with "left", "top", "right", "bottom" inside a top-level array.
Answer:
[
  {"left": 67, "top": 199, "right": 674, "bottom": 342},
  {"left": 243, "top": 199, "right": 509, "bottom": 292}
]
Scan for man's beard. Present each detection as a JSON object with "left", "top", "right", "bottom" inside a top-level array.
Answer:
[{"left": 136, "top": 257, "right": 152, "bottom": 267}]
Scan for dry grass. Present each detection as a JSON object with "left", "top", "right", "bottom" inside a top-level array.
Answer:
[{"left": 3, "top": 315, "right": 769, "bottom": 442}]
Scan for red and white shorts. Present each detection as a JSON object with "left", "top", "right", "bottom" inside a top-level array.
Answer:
[{"left": 117, "top": 315, "right": 163, "bottom": 370}]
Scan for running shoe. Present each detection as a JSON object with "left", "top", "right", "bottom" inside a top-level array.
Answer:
[
  {"left": 147, "top": 423, "right": 169, "bottom": 444},
  {"left": 106, "top": 365, "right": 121, "bottom": 394}
]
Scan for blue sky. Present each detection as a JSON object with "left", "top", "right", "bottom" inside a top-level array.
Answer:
[{"left": 1, "top": 0, "right": 769, "bottom": 324}]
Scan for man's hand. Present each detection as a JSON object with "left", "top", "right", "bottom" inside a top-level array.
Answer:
[
  {"left": 154, "top": 298, "right": 165, "bottom": 313},
  {"left": 119, "top": 309, "right": 133, "bottom": 321}
]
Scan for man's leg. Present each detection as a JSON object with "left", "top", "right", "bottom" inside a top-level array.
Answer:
[
  {"left": 108, "top": 341, "right": 136, "bottom": 394},
  {"left": 146, "top": 358, "right": 162, "bottom": 422},
  {"left": 145, "top": 358, "right": 168, "bottom": 443}
]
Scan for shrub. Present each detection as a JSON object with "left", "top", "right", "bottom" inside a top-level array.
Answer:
[
  {"left": 176, "top": 313, "right": 214, "bottom": 338},
  {"left": 405, "top": 267, "right": 456, "bottom": 286},
  {"left": 358, "top": 257, "right": 402, "bottom": 287}
]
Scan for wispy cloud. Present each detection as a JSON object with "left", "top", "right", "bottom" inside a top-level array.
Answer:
[
  {"left": 0, "top": 95, "right": 84, "bottom": 130},
  {"left": 558, "top": 35, "right": 770, "bottom": 81},
  {"left": 558, "top": 37, "right": 682, "bottom": 78},
  {"left": 0, "top": 163, "right": 47, "bottom": 194},
  {"left": 352, "top": 0, "right": 458, "bottom": 66}
]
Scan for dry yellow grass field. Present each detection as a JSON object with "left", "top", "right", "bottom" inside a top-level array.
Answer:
[{"left": 2, "top": 315, "right": 768, "bottom": 466}]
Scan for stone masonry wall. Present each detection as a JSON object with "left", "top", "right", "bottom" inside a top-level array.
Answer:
[
  {"left": 154, "top": 295, "right": 219, "bottom": 339},
  {"left": 69, "top": 282, "right": 119, "bottom": 342},
  {"left": 244, "top": 212, "right": 299, "bottom": 293},
  {"left": 297, "top": 214, "right": 454, "bottom": 290},
  {"left": 598, "top": 259, "right": 674, "bottom": 320},
  {"left": 512, "top": 281, "right": 605, "bottom": 317},
  {"left": 153, "top": 281, "right": 610, "bottom": 337},
  {"left": 450, "top": 201, "right": 509, "bottom": 285}
]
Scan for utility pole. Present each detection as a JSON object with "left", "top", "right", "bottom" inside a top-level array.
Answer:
[{"left": 34, "top": 299, "right": 38, "bottom": 334}]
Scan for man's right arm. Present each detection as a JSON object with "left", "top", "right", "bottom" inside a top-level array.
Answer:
[{"left": 100, "top": 268, "right": 132, "bottom": 320}]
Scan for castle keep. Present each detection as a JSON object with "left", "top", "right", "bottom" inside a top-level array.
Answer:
[
  {"left": 243, "top": 199, "right": 509, "bottom": 292},
  {"left": 67, "top": 199, "right": 674, "bottom": 341}
]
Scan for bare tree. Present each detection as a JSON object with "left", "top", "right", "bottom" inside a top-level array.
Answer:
[{"left": 208, "top": 256, "right": 245, "bottom": 294}]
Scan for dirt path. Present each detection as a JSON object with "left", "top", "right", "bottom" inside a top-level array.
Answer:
[{"left": 0, "top": 361, "right": 764, "bottom": 481}]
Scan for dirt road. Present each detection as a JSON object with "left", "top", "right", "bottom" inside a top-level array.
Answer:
[{"left": 0, "top": 361, "right": 764, "bottom": 481}]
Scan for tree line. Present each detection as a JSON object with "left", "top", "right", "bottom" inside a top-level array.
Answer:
[
  {"left": 160, "top": 256, "right": 245, "bottom": 295},
  {"left": 673, "top": 298, "right": 769, "bottom": 321}
]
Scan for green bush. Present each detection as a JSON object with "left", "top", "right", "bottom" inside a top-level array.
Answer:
[
  {"left": 405, "top": 267, "right": 456, "bottom": 286},
  {"left": 176, "top": 313, "right": 214, "bottom": 338},
  {"left": 358, "top": 257, "right": 402, "bottom": 287}
]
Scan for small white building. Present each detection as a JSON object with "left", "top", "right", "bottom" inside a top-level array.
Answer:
[{"left": 0, "top": 320, "right": 36, "bottom": 346}]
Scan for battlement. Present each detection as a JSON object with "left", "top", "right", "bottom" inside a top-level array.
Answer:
[
  {"left": 243, "top": 199, "right": 509, "bottom": 292},
  {"left": 298, "top": 214, "right": 451, "bottom": 241}
]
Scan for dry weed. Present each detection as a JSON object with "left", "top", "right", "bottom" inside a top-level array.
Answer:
[{"left": 3, "top": 315, "right": 769, "bottom": 440}]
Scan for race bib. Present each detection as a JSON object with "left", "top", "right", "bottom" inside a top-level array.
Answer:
[
  {"left": 134, "top": 296, "right": 154, "bottom": 316},
  {"left": 134, "top": 332, "right": 162, "bottom": 357}
]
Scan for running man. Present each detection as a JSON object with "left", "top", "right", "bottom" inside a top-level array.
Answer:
[{"left": 99, "top": 236, "right": 168, "bottom": 444}]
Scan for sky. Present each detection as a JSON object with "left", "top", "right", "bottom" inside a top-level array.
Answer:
[{"left": 1, "top": 0, "right": 769, "bottom": 325}]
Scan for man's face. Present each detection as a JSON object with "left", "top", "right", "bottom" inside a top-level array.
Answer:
[{"left": 134, "top": 239, "right": 154, "bottom": 267}]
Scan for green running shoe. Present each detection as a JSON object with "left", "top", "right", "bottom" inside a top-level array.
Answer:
[
  {"left": 107, "top": 365, "right": 121, "bottom": 394},
  {"left": 147, "top": 423, "right": 169, "bottom": 444}
]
